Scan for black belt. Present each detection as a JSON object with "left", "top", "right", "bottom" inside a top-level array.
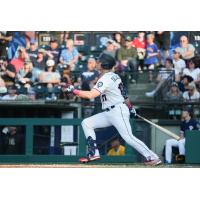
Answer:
[
  {"left": 104, "top": 105, "right": 115, "bottom": 112},
  {"left": 104, "top": 102, "right": 125, "bottom": 112}
]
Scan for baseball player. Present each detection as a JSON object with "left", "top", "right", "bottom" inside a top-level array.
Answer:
[{"left": 66, "top": 54, "right": 161, "bottom": 166}]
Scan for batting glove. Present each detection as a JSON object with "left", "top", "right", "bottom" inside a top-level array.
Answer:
[
  {"left": 130, "top": 107, "right": 136, "bottom": 118},
  {"left": 63, "top": 85, "right": 75, "bottom": 93}
]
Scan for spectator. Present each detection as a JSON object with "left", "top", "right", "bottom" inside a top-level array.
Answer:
[
  {"left": 80, "top": 58, "right": 99, "bottom": 90},
  {"left": 10, "top": 47, "right": 28, "bottom": 73},
  {"left": 132, "top": 31, "right": 147, "bottom": 72},
  {"left": 182, "top": 58, "right": 200, "bottom": 84},
  {"left": 0, "top": 58, "right": 16, "bottom": 86},
  {"left": 182, "top": 82, "right": 200, "bottom": 102},
  {"left": 165, "top": 109, "right": 200, "bottom": 164},
  {"left": 146, "top": 58, "right": 174, "bottom": 97},
  {"left": 0, "top": 77, "right": 7, "bottom": 95},
  {"left": 59, "top": 39, "right": 79, "bottom": 70},
  {"left": 175, "top": 35, "right": 195, "bottom": 62},
  {"left": 16, "top": 60, "right": 33, "bottom": 91},
  {"left": 1, "top": 126, "right": 24, "bottom": 154},
  {"left": 38, "top": 59, "right": 61, "bottom": 100},
  {"left": 46, "top": 37, "right": 60, "bottom": 64},
  {"left": 178, "top": 75, "right": 194, "bottom": 93},
  {"left": 172, "top": 49, "right": 186, "bottom": 82},
  {"left": 155, "top": 31, "right": 171, "bottom": 64},
  {"left": 144, "top": 34, "right": 159, "bottom": 82},
  {"left": 102, "top": 40, "right": 117, "bottom": 59},
  {"left": 32, "top": 48, "right": 49, "bottom": 72},
  {"left": 2, "top": 85, "right": 18, "bottom": 100},
  {"left": 117, "top": 36, "right": 138, "bottom": 83},
  {"left": 112, "top": 32, "right": 125, "bottom": 48},
  {"left": 164, "top": 82, "right": 183, "bottom": 101},
  {"left": 0, "top": 31, "right": 13, "bottom": 59},
  {"left": 27, "top": 38, "right": 38, "bottom": 61},
  {"left": 107, "top": 137, "right": 125, "bottom": 156}
]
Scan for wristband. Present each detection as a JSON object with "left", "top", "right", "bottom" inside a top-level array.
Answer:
[{"left": 73, "top": 89, "right": 80, "bottom": 95}]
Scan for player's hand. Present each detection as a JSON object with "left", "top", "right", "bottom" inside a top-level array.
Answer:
[
  {"left": 63, "top": 85, "right": 75, "bottom": 93},
  {"left": 130, "top": 107, "right": 136, "bottom": 118}
]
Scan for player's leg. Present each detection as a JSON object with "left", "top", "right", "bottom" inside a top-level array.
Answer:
[
  {"left": 165, "top": 139, "right": 179, "bottom": 164},
  {"left": 178, "top": 138, "right": 186, "bottom": 155},
  {"left": 80, "top": 112, "right": 112, "bottom": 162},
  {"left": 108, "top": 104, "right": 160, "bottom": 164}
]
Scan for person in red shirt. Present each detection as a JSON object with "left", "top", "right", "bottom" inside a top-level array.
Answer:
[
  {"left": 10, "top": 47, "right": 28, "bottom": 73},
  {"left": 132, "top": 31, "right": 147, "bottom": 72}
]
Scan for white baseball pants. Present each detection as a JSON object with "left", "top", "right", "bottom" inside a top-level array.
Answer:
[
  {"left": 81, "top": 103, "right": 159, "bottom": 160},
  {"left": 165, "top": 138, "right": 185, "bottom": 163}
]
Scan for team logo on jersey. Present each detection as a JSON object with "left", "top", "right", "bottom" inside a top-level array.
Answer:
[{"left": 97, "top": 82, "right": 103, "bottom": 88}]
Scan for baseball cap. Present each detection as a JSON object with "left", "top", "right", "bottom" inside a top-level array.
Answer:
[
  {"left": 46, "top": 59, "right": 55, "bottom": 67},
  {"left": 173, "top": 49, "right": 180, "bottom": 54},
  {"left": 125, "top": 36, "right": 132, "bottom": 42},
  {"left": 38, "top": 48, "right": 46, "bottom": 54},
  {"left": 30, "top": 38, "right": 36, "bottom": 44},
  {"left": 50, "top": 37, "right": 58, "bottom": 43},
  {"left": 170, "top": 82, "right": 178, "bottom": 88}
]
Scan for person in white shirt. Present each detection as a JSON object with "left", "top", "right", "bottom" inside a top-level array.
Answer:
[
  {"left": 172, "top": 50, "right": 186, "bottom": 82},
  {"left": 182, "top": 58, "right": 200, "bottom": 84},
  {"left": 146, "top": 58, "right": 174, "bottom": 97},
  {"left": 182, "top": 82, "right": 200, "bottom": 102},
  {"left": 2, "top": 85, "right": 18, "bottom": 100}
]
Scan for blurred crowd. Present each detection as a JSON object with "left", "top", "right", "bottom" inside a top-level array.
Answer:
[{"left": 0, "top": 31, "right": 199, "bottom": 102}]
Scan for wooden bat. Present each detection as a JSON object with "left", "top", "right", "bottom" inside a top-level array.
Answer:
[{"left": 136, "top": 114, "right": 180, "bottom": 140}]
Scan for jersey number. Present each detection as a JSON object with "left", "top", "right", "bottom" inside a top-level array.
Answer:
[{"left": 101, "top": 94, "right": 107, "bottom": 102}]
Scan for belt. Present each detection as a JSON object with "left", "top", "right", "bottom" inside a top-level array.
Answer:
[{"left": 104, "top": 102, "right": 125, "bottom": 112}]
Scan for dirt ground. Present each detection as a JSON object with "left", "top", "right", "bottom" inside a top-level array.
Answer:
[{"left": 0, "top": 163, "right": 199, "bottom": 168}]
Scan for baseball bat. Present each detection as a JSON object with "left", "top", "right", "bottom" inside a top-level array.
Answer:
[{"left": 136, "top": 114, "right": 180, "bottom": 140}]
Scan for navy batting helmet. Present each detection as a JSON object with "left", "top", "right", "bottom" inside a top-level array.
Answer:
[{"left": 98, "top": 53, "right": 116, "bottom": 69}]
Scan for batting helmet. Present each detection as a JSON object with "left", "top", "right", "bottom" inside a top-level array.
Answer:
[{"left": 98, "top": 53, "right": 116, "bottom": 69}]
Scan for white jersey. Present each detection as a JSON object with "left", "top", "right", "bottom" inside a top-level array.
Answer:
[{"left": 93, "top": 72, "right": 125, "bottom": 109}]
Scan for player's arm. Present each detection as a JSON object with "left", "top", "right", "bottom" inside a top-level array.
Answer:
[
  {"left": 74, "top": 88, "right": 100, "bottom": 99},
  {"left": 65, "top": 85, "right": 101, "bottom": 99}
]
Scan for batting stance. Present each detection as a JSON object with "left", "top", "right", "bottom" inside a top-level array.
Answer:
[{"left": 66, "top": 54, "right": 161, "bottom": 166}]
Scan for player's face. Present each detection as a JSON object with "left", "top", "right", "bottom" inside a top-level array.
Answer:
[{"left": 182, "top": 111, "right": 189, "bottom": 119}]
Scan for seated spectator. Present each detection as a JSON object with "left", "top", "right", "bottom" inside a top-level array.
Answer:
[
  {"left": 2, "top": 85, "right": 18, "bottom": 100},
  {"left": 46, "top": 37, "right": 60, "bottom": 64},
  {"left": 0, "top": 58, "right": 16, "bottom": 86},
  {"left": 132, "top": 31, "right": 147, "bottom": 72},
  {"left": 178, "top": 75, "right": 194, "bottom": 93},
  {"left": 0, "top": 77, "right": 7, "bottom": 94},
  {"left": 182, "top": 58, "right": 200, "bottom": 84},
  {"left": 182, "top": 82, "right": 200, "bottom": 102},
  {"left": 172, "top": 50, "right": 186, "bottom": 82},
  {"left": 60, "top": 64, "right": 73, "bottom": 85},
  {"left": 175, "top": 35, "right": 195, "bottom": 62},
  {"left": 117, "top": 36, "right": 138, "bottom": 83},
  {"left": 155, "top": 31, "right": 170, "bottom": 64},
  {"left": 32, "top": 48, "right": 50, "bottom": 71},
  {"left": 165, "top": 109, "right": 200, "bottom": 164},
  {"left": 16, "top": 60, "right": 33, "bottom": 92},
  {"left": 27, "top": 38, "right": 38, "bottom": 61},
  {"left": 144, "top": 33, "right": 159, "bottom": 82},
  {"left": 10, "top": 47, "right": 28, "bottom": 73},
  {"left": 164, "top": 82, "right": 183, "bottom": 101},
  {"left": 80, "top": 57, "right": 99, "bottom": 90},
  {"left": 38, "top": 59, "right": 61, "bottom": 100},
  {"left": 102, "top": 39, "right": 117, "bottom": 59},
  {"left": 107, "top": 137, "right": 125, "bottom": 156},
  {"left": 146, "top": 58, "right": 174, "bottom": 97},
  {"left": 112, "top": 32, "right": 125, "bottom": 48},
  {"left": 59, "top": 39, "right": 79, "bottom": 71},
  {"left": 0, "top": 31, "right": 13, "bottom": 59},
  {"left": 1, "top": 126, "right": 24, "bottom": 154}
]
